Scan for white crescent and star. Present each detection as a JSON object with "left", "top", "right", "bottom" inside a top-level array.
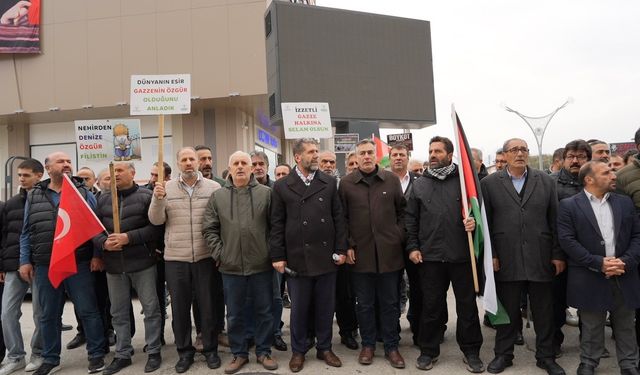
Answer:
[{"left": 54, "top": 208, "right": 71, "bottom": 241}]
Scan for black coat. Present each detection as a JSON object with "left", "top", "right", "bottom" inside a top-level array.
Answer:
[
  {"left": 481, "top": 167, "right": 563, "bottom": 282},
  {"left": 405, "top": 168, "right": 470, "bottom": 263},
  {"left": 558, "top": 192, "right": 640, "bottom": 311},
  {"left": 93, "top": 184, "right": 162, "bottom": 274},
  {"left": 551, "top": 168, "right": 582, "bottom": 202},
  {"left": 270, "top": 169, "right": 348, "bottom": 277},
  {"left": 339, "top": 168, "right": 405, "bottom": 274},
  {"left": 403, "top": 171, "right": 420, "bottom": 199},
  {"left": 0, "top": 189, "right": 27, "bottom": 272}
]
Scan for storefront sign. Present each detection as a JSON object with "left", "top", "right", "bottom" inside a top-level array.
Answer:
[
  {"left": 256, "top": 127, "right": 281, "bottom": 153},
  {"left": 74, "top": 119, "right": 142, "bottom": 162},
  {"left": 281, "top": 102, "right": 332, "bottom": 139},
  {"left": 130, "top": 74, "right": 191, "bottom": 115}
]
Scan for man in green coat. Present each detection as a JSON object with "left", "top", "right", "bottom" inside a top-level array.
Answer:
[{"left": 202, "top": 151, "right": 277, "bottom": 374}]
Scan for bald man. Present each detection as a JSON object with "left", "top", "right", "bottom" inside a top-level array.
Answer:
[{"left": 18, "top": 152, "right": 106, "bottom": 375}]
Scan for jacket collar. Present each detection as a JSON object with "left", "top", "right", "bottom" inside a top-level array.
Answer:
[
  {"left": 557, "top": 167, "right": 581, "bottom": 186},
  {"left": 352, "top": 166, "right": 386, "bottom": 183},
  {"left": 117, "top": 183, "right": 139, "bottom": 197},
  {"left": 497, "top": 166, "right": 538, "bottom": 206},
  {"left": 224, "top": 174, "right": 259, "bottom": 189},
  {"left": 285, "top": 168, "right": 330, "bottom": 199}
]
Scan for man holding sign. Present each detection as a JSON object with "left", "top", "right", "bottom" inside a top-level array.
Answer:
[
  {"left": 94, "top": 162, "right": 164, "bottom": 374},
  {"left": 18, "top": 152, "right": 106, "bottom": 375}
]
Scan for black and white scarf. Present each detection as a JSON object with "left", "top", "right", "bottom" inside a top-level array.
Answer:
[{"left": 425, "top": 163, "right": 457, "bottom": 180}]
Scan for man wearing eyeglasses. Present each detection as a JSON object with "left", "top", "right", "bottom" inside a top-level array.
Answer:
[
  {"left": 494, "top": 150, "right": 507, "bottom": 171},
  {"left": 549, "top": 140, "right": 592, "bottom": 358},
  {"left": 481, "top": 138, "right": 566, "bottom": 375}
]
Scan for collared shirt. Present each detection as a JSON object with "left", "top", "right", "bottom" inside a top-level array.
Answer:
[
  {"left": 294, "top": 166, "right": 316, "bottom": 186},
  {"left": 400, "top": 170, "right": 411, "bottom": 193},
  {"left": 179, "top": 172, "right": 202, "bottom": 197},
  {"left": 506, "top": 167, "right": 528, "bottom": 194},
  {"left": 584, "top": 190, "right": 616, "bottom": 257}
]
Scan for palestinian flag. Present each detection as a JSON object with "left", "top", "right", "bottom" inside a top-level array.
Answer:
[
  {"left": 451, "top": 106, "right": 509, "bottom": 325},
  {"left": 372, "top": 134, "right": 391, "bottom": 168}
]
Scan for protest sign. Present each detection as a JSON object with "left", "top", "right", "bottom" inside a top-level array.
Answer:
[
  {"left": 281, "top": 102, "right": 332, "bottom": 139},
  {"left": 74, "top": 119, "right": 142, "bottom": 162}
]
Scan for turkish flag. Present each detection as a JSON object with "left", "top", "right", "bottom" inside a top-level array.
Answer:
[{"left": 49, "top": 174, "right": 105, "bottom": 288}]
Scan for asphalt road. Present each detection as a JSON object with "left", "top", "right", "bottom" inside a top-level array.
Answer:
[{"left": 11, "top": 291, "right": 625, "bottom": 374}]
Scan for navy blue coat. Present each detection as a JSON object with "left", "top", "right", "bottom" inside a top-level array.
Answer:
[{"left": 557, "top": 191, "right": 640, "bottom": 311}]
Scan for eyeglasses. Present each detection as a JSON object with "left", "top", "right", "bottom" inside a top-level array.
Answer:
[
  {"left": 506, "top": 147, "right": 529, "bottom": 154},
  {"left": 565, "top": 154, "right": 588, "bottom": 161},
  {"left": 494, "top": 160, "right": 507, "bottom": 164}
]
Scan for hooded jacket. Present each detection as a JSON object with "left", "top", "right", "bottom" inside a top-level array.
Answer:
[{"left": 202, "top": 176, "right": 272, "bottom": 276}]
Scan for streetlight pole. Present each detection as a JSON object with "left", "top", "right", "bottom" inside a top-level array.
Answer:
[{"left": 504, "top": 99, "right": 571, "bottom": 170}]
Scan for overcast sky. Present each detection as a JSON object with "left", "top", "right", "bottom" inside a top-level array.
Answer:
[{"left": 317, "top": 0, "right": 640, "bottom": 163}]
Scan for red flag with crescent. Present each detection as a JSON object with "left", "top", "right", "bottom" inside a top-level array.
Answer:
[{"left": 49, "top": 174, "right": 105, "bottom": 288}]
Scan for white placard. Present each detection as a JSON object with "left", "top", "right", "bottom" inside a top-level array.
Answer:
[
  {"left": 281, "top": 102, "right": 333, "bottom": 139},
  {"left": 130, "top": 74, "right": 191, "bottom": 115},
  {"left": 74, "top": 119, "right": 142, "bottom": 162}
]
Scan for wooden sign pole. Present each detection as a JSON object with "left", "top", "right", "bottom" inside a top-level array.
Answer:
[
  {"left": 109, "top": 162, "right": 121, "bottom": 234},
  {"left": 157, "top": 114, "right": 165, "bottom": 183}
]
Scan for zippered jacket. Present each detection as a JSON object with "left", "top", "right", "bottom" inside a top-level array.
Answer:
[
  {"left": 202, "top": 176, "right": 272, "bottom": 276},
  {"left": 94, "top": 184, "right": 162, "bottom": 274},
  {"left": 148, "top": 174, "right": 221, "bottom": 262}
]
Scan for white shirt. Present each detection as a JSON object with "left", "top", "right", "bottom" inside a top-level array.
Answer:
[
  {"left": 584, "top": 190, "right": 616, "bottom": 257},
  {"left": 400, "top": 171, "right": 411, "bottom": 193},
  {"left": 179, "top": 173, "right": 202, "bottom": 197}
]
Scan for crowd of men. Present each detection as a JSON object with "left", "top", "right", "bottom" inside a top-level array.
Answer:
[{"left": 0, "top": 130, "right": 639, "bottom": 375}]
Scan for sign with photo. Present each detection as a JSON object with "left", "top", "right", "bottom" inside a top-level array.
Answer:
[
  {"left": 334, "top": 133, "right": 359, "bottom": 153},
  {"left": 74, "top": 119, "right": 142, "bottom": 162}
]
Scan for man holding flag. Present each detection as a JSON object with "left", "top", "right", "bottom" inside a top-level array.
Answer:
[
  {"left": 405, "top": 136, "right": 484, "bottom": 373},
  {"left": 18, "top": 152, "right": 106, "bottom": 375}
]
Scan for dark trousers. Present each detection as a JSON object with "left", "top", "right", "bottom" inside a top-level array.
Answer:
[
  {"left": 214, "top": 267, "right": 225, "bottom": 332},
  {"left": 351, "top": 271, "right": 400, "bottom": 352},
  {"left": 405, "top": 255, "right": 422, "bottom": 342},
  {"left": 335, "top": 265, "right": 358, "bottom": 337},
  {"left": 0, "top": 282, "right": 5, "bottom": 363},
  {"left": 418, "top": 261, "right": 482, "bottom": 357},
  {"left": 165, "top": 258, "right": 219, "bottom": 357},
  {"left": 35, "top": 263, "right": 105, "bottom": 365},
  {"left": 495, "top": 280, "right": 554, "bottom": 360},
  {"left": 552, "top": 270, "right": 568, "bottom": 349},
  {"left": 288, "top": 272, "right": 336, "bottom": 354},
  {"left": 222, "top": 271, "right": 273, "bottom": 358},
  {"left": 581, "top": 279, "right": 638, "bottom": 370},
  {"left": 155, "top": 259, "right": 166, "bottom": 339}
]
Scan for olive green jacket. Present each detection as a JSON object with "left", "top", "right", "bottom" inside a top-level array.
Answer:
[
  {"left": 616, "top": 156, "right": 640, "bottom": 212},
  {"left": 202, "top": 176, "right": 272, "bottom": 276}
]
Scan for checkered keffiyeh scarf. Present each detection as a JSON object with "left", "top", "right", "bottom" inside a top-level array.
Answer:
[{"left": 425, "top": 163, "right": 457, "bottom": 180}]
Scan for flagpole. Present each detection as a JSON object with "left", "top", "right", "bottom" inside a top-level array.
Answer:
[
  {"left": 109, "top": 162, "right": 121, "bottom": 234},
  {"left": 451, "top": 105, "right": 480, "bottom": 293}
]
